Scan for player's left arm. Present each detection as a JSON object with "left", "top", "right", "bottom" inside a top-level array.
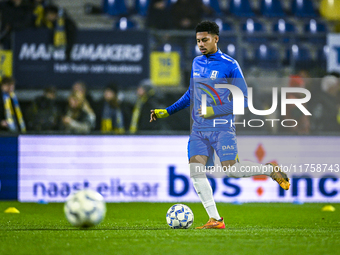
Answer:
[{"left": 200, "top": 62, "right": 248, "bottom": 118}]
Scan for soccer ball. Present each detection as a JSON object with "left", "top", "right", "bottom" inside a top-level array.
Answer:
[
  {"left": 64, "top": 189, "right": 106, "bottom": 227},
  {"left": 166, "top": 204, "right": 194, "bottom": 229}
]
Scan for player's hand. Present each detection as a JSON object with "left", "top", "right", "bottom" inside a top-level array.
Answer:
[
  {"left": 150, "top": 109, "right": 169, "bottom": 122},
  {"left": 150, "top": 110, "right": 157, "bottom": 122},
  {"left": 198, "top": 106, "right": 215, "bottom": 118}
]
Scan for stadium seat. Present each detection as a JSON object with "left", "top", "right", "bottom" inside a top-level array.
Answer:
[
  {"left": 203, "top": 0, "right": 222, "bottom": 15},
  {"left": 285, "top": 44, "right": 313, "bottom": 68},
  {"left": 115, "top": 17, "right": 136, "bottom": 30},
  {"left": 192, "top": 45, "right": 201, "bottom": 57},
  {"left": 317, "top": 45, "right": 329, "bottom": 65},
  {"left": 290, "top": 45, "right": 311, "bottom": 61},
  {"left": 273, "top": 19, "right": 295, "bottom": 33},
  {"left": 103, "top": 0, "right": 109, "bottom": 13},
  {"left": 304, "top": 19, "right": 328, "bottom": 33},
  {"left": 242, "top": 46, "right": 254, "bottom": 69},
  {"left": 211, "top": 19, "right": 236, "bottom": 45},
  {"left": 135, "top": 0, "right": 150, "bottom": 16},
  {"left": 104, "top": 0, "right": 129, "bottom": 16},
  {"left": 158, "top": 43, "right": 183, "bottom": 54},
  {"left": 273, "top": 19, "right": 296, "bottom": 43},
  {"left": 260, "top": 0, "right": 285, "bottom": 18},
  {"left": 291, "top": 0, "right": 317, "bottom": 18},
  {"left": 222, "top": 22, "right": 233, "bottom": 31},
  {"left": 159, "top": 43, "right": 185, "bottom": 67},
  {"left": 303, "top": 19, "right": 327, "bottom": 44},
  {"left": 242, "top": 19, "right": 264, "bottom": 33},
  {"left": 214, "top": 19, "right": 233, "bottom": 32},
  {"left": 254, "top": 44, "right": 280, "bottom": 68},
  {"left": 166, "top": 0, "right": 177, "bottom": 8},
  {"left": 241, "top": 19, "right": 266, "bottom": 43},
  {"left": 224, "top": 44, "right": 237, "bottom": 58},
  {"left": 215, "top": 18, "right": 223, "bottom": 31},
  {"left": 229, "top": 0, "right": 255, "bottom": 17}
]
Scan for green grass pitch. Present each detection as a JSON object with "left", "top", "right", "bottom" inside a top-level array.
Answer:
[{"left": 1, "top": 202, "right": 339, "bottom": 255}]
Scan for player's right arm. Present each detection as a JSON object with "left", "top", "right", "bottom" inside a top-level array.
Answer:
[
  {"left": 150, "top": 89, "right": 190, "bottom": 122},
  {"left": 150, "top": 66, "right": 194, "bottom": 122}
]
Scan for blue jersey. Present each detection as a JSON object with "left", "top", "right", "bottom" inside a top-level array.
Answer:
[{"left": 166, "top": 49, "right": 248, "bottom": 131}]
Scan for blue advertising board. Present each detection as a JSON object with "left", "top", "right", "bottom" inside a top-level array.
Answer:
[
  {"left": 0, "top": 137, "right": 18, "bottom": 200},
  {"left": 13, "top": 29, "right": 149, "bottom": 89}
]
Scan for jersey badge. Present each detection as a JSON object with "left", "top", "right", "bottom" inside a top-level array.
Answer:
[{"left": 210, "top": 70, "right": 219, "bottom": 80}]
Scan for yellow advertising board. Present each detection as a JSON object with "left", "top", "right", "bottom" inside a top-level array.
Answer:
[
  {"left": 320, "top": 0, "right": 340, "bottom": 20},
  {"left": 0, "top": 50, "right": 13, "bottom": 81},
  {"left": 150, "top": 52, "right": 180, "bottom": 86}
]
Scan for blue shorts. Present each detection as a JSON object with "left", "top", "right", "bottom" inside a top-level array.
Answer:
[{"left": 188, "top": 130, "right": 238, "bottom": 163}]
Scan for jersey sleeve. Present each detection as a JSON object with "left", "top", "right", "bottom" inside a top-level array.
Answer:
[
  {"left": 212, "top": 62, "right": 248, "bottom": 116},
  {"left": 165, "top": 67, "right": 193, "bottom": 115},
  {"left": 166, "top": 89, "right": 191, "bottom": 115}
]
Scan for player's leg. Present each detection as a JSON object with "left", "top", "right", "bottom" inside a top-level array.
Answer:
[
  {"left": 189, "top": 131, "right": 225, "bottom": 229},
  {"left": 189, "top": 155, "right": 222, "bottom": 219},
  {"left": 220, "top": 158, "right": 272, "bottom": 178},
  {"left": 221, "top": 159, "right": 290, "bottom": 190},
  {"left": 214, "top": 132, "right": 290, "bottom": 190}
]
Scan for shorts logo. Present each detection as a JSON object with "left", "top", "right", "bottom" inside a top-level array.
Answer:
[
  {"left": 193, "top": 72, "right": 200, "bottom": 77},
  {"left": 210, "top": 70, "right": 219, "bottom": 80},
  {"left": 222, "top": 145, "right": 234, "bottom": 150}
]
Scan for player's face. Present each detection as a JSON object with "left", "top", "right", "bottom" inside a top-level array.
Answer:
[{"left": 196, "top": 32, "right": 219, "bottom": 55}]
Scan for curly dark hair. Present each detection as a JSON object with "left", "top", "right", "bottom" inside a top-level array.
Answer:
[{"left": 195, "top": 20, "right": 219, "bottom": 36}]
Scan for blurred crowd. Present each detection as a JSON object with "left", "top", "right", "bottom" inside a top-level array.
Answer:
[
  {"left": 295, "top": 71, "right": 340, "bottom": 134},
  {"left": 0, "top": 0, "right": 76, "bottom": 50},
  {"left": 1, "top": 73, "right": 340, "bottom": 134},
  {"left": 146, "top": 0, "right": 214, "bottom": 30},
  {"left": 0, "top": 77, "right": 190, "bottom": 134},
  {"left": 241, "top": 70, "right": 340, "bottom": 135}
]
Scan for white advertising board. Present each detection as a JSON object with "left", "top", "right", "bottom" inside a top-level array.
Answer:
[
  {"left": 327, "top": 33, "right": 340, "bottom": 72},
  {"left": 19, "top": 136, "right": 340, "bottom": 202}
]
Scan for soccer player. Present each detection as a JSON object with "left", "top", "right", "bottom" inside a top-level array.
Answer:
[{"left": 150, "top": 21, "right": 290, "bottom": 229}]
